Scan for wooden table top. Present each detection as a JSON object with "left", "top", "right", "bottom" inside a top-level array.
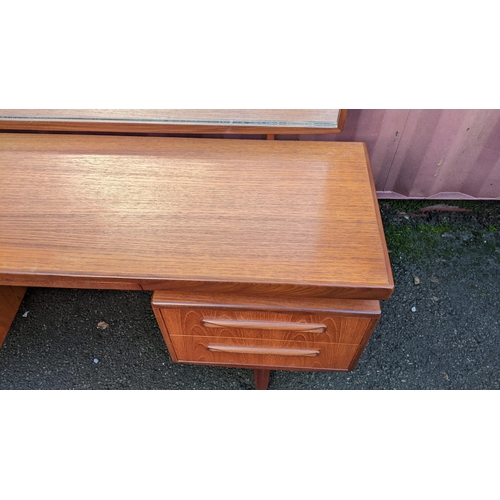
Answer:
[{"left": 0, "top": 134, "right": 393, "bottom": 299}]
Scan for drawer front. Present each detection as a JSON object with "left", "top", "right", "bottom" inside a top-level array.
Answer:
[
  {"left": 158, "top": 308, "right": 378, "bottom": 345},
  {"left": 170, "top": 335, "right": 360, "bottom": 371}
]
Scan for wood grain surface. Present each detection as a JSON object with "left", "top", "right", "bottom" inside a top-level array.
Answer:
[
  {"left": 156, "top": 308, "right": 379, "bottom": 345},
  {"left": 151, "top": 291, "right": 381, "bottom": 316},
  {"left": 169, "top": 335, "right": 360, "bottom": 371},
  {"left": 0, "top": 110, "right": 345, "bottom": 134},
  {"left": 0, "top": 134, "right": 393, "bottom": 299},
  {"left": 201, "top": 318, "right": 328, "bottom": 333},
  {"left": 152, "top": 292, "right": 381, "bottom": 372},
  {"left": 206, "top": 344, "right": 321, "bottom": 357},
  {"left": 0, "top": 286, "right": 26, "bottom": 346},
  {"left": 253, "top": 369, "right": 271, "bottom": 390}
]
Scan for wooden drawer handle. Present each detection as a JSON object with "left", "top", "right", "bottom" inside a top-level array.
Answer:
[
  {"left": 201, "top": 318, "right": 327, "bottom": 333},
  {"left": 206, "top": 344, "right": 320, "bottom": 357}
]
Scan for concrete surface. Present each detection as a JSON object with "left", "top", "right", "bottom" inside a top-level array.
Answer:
[{"left": 1, "top": 200, "right": 499, "bottom": 390}]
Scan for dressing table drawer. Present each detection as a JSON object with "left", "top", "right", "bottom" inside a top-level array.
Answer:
[
  {"left": 152, "top": 292, "right": 381, "bottom": 372},
  {"left": 167, "top": 335, "right": 361, "bottom": 371}
]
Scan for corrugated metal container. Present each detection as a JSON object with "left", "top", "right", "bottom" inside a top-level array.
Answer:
[{"left": 291, "top": 110, "right": 500, "bottom": 200}]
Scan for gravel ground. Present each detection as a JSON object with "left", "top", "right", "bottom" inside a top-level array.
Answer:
[{"left": 1, "top": 200, "right": 499, "bottom": 390}]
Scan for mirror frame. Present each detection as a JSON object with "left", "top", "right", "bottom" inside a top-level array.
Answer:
[{"left": 0, "top": 110, "right": 347, "bottom": 134}]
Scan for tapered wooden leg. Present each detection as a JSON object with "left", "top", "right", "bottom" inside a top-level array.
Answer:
[
  {"left": 253, "top": 369, "right": 271, "bottom": 390},
  {"left": 0, "top": 286, "right": 27, "bottom": 347}
]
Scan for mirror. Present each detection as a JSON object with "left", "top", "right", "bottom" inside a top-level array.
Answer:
[{"left": 0, "top": 109, "right": 346, "bottom": 134}]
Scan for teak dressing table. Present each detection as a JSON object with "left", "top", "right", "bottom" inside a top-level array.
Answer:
[{"left": 0, "top": 110, "right": 393, "bottom": 389}]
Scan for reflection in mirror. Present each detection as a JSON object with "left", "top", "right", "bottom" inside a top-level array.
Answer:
[{"left": 0, "top": 110, "right": 346, "bottom": 134}]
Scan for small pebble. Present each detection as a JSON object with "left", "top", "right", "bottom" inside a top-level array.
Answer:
[
  {"left": 22, "top": 311, "right": 29, "bottom": 317},
  {"left": 94, "top": 358, "right": 99, "bottom": 364},
  {"left": 411, "top": 306, "right": 417, "bottom": 312}
]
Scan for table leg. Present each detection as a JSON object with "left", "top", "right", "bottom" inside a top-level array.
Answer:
[
  {"left": 253, "top": 369, "right": 271, "bottom": 390},
  {"left": 0, "top": 286, "right": 27, "bottom": 347}
]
